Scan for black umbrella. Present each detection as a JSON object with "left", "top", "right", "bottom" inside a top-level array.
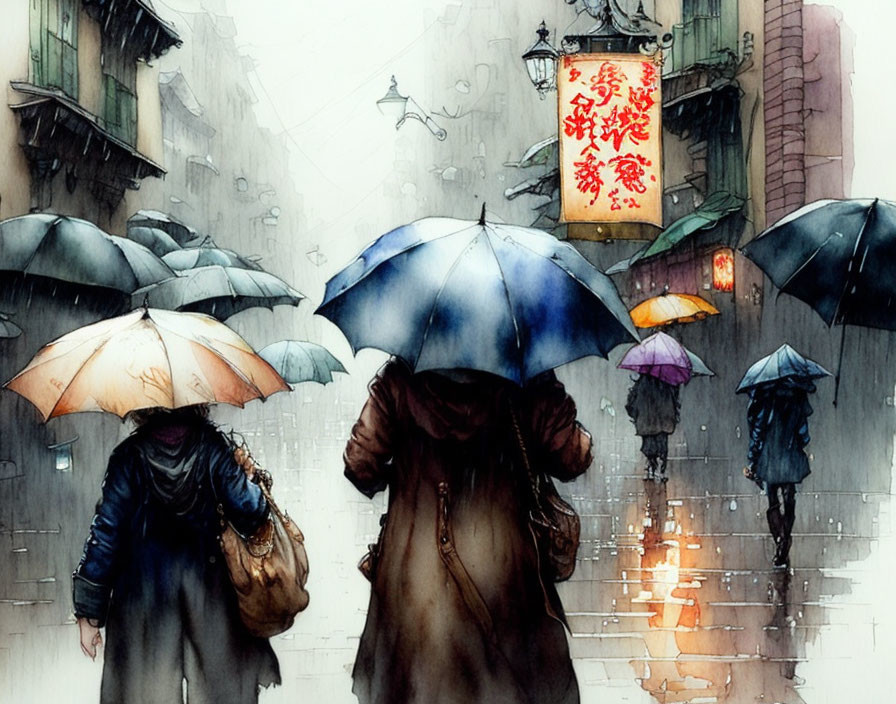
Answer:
[
  {"left": 0, "top": 214, "right": 175, "bottom": 293},
  {"left": 742, "top": 198, "right": 896, "bottom": 403}
]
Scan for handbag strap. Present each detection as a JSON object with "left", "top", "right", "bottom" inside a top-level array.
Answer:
[{"left": 508, "top": 403, "right": 549, "bottom": 526}]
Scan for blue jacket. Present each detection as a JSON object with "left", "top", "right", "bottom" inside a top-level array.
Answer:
[
  {"left": 72, "top": 420, "right": 279, "bottom": 703},
  {"left": 747, "top": 383, "right": 812, "bottom": 486}
]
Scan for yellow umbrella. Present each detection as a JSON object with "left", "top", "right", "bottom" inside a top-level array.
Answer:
[
  {"left": 4, "top": 308, "right": 289, "bottom": 420},
  {"left": 629, "top": 293, "right": 720, "bottom": 329}
]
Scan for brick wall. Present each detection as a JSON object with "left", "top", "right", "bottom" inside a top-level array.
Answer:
[{"left": 764, "top": 0, "right": 806, "bottom": 224}]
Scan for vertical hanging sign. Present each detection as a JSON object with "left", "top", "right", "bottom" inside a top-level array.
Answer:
[{"left": 558, "top": 54, "right": 663, "bottom": 225}]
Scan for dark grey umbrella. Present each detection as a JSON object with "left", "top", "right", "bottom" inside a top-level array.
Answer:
[
  {"left": 742, "top": 198, "right": 896, "bottom": 402},
  {"left": 163, "top": 247, "right": 263, "bottom": 271},
  {"left": 0, "top": 313, "right": 22, "bottom": 339},
  {"left": 127, "top": 226, "right": 183, "bottom": 257},
  {"left": 133, "top": 265, "right": 303, "bottom": 320},
  {"left": 127, "top": 209, "right": 197, "bottom": 246},
  {"left": 0, "top": 214, "right": 175, "bottom": 293},
  {"left": 258, "top": 340, "right": 346, "bottom": 384}
]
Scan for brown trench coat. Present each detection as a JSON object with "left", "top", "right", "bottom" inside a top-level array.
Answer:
[{"left": 344, "top": 360, "right": 593, "bottom": 704}]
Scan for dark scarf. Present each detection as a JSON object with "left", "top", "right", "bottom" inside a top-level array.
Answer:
[{"left": 138, "top": 424, "right": 204, "bottom": 516}]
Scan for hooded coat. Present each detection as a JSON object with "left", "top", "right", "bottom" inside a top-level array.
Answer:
[
  {"left": 747, "top": 380, "right": 813, "bottom": 486},
  {"left": 72, "top": 418, "right": 280, "bottom": 704},
  {"left": 344, "top": 360, "right": 592, "bottom": 704},
  {"left": 624, "top": 374, "right": 681, "bottom": 437}
]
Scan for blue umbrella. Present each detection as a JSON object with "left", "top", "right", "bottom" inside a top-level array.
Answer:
[
  {"left": 736, "top": 343, "right": 831, "bottom": 393},
  {"left": 316, "top": 207, "right": 637, "bottom": 384}
]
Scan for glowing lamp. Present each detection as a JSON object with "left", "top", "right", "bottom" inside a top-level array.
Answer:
[{"left": 712, "top": 249, "right": 734, "bottom": 292}]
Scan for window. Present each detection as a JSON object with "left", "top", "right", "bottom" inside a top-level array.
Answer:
[
  {"left": 30, "top": 0, "right": 79, "bottom": 98},
  {"left": 101, "top": 38, "right": 139, "bottom": 146},
  {"left": 48, "top": 437, "right": 77, "bottom": 473},
  {"left": 671, "top": 0, "right": 739, "bottom": 72}
]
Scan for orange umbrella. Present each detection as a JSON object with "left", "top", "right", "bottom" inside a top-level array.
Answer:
[
  {"left": 4, "top": 308, "right": 289, "bottom": 420},
  {"left": 629, "top": 293, "right": 719, "bottom": 329}
]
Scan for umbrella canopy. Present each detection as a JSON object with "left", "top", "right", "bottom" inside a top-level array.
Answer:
[
  {"left": 629, "top": 293, "right": 720, "bottom": 328},
  {"left": 736, "top": 343, "right": 831, "bottom": 394},
  {"left": 127, "top": 226, "right": 183, "bottom": 257},
  {"left": 0, "top": 313, "right": 22, "bottom": 339},
  {"left": 618, "top": 331, "right": 693, "bottom": 386},
  {"left": 133, "top": 265, "right": 304, "bottom": 320},
  {"left": 258, "top": 340, "right": 346, "bottom": 385},
  {"left": 316, "top": 211, "right": 637, "bottom": 384},
  {"left": 4, "top": 308, "right": 289, "bottom": 420},
  {"left": 685, "top": 348, "right": 715, "bottom": 377},
  {"left": 163, "top": 247, "right": 263, "bottom": 272},
  {"left": 128, "top": 209, "right": 197, "bottom": 246},
  {"left": 0, "top": 214, "right": 175, "bottom": 293},
  {"left": 742, "top": 198, "right": 896, "bottom": 329}
]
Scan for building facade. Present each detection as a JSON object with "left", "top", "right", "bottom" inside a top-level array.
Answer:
[{"left": 0, "top": 0, "right": 179, "bottom": 231}]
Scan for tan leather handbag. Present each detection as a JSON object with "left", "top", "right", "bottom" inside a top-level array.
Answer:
[{"left": 217, "top": 444, "right": 309, "bottom": 638}]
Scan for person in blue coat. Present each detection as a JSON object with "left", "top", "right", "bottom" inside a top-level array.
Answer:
[
  {"left": 72, "top": 405, "right": 280, "bottom": 703},
  {"left": 743, "top": 378, "right": 815, "bottom": 567}
]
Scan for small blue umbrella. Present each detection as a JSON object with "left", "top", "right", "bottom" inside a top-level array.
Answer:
[
  {"left": 258, "top": 340, "right": 346, "bottom": 385},
  {"left": 316, "top": 207, "right": 637, "bottom": 384},
  {"left": 736, "top": 343, "right": 831, "bottom": 393}
]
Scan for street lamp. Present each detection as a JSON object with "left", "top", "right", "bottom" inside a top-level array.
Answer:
[
  {"left": 376, "top": 76, "right": 447, "bottom": 141},
  {"left": 522, "top": 21, "right": 559, "bottom": 99},
  {"left": 522, "top": 1, "right": 667, "bottom": 96}
]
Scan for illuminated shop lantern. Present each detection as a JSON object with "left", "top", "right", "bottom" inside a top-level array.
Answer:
[
  {"left": 557, "top": 54, "right": 663, "bottom": 225},
  {"left": 712, "top": 249, "right": 735, "bottom": 292}
]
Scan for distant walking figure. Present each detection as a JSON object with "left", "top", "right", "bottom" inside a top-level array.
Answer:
[
  {"left": 625, "top": 374, "right": 681, "bottom": 482},
  {"left": 345, "top": 359, "right": 592, "bottom": 704},
  {"left": 744, "top": 378, "right": 815, "bottom": 567}
]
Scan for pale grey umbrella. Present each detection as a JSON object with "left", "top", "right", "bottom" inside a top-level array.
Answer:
[
  {"left": 163, "top": 247, "right": 262, "bottom": 271},
  {"left": 127, "top": 226, "right": 182, "bottom": 257},
  {"left": 133, "top": 265, "right": 303, "bottom": 320},
  {"left": 0, "top": 214, "right": 175, "bottom": 293},
  {"left": 258, "top": 340, "right": 346, "bottom": 385}
]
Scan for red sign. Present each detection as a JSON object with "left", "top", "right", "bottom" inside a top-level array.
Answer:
[{"left": 558, "top": 54, "right": 663, "bottom": 225}]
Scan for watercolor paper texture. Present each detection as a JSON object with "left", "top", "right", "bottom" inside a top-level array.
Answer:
[{"left": 0, "top": 1, "right": 895, "bottom": 703}]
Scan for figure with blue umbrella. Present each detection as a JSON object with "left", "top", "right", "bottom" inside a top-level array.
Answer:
[
  {"left": 737, "top": 344, "right": 831, "bottom": 567},
  {"left": 317, "top": 206, "right": 637, "bottom": 704}
]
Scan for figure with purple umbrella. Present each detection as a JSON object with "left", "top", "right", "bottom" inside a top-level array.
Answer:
[
  {"left": 619, "top": 332, "right": 692, "bottom": 482},
  {"left": 737, "top": 344, "right": 831, "bottom": 567}
]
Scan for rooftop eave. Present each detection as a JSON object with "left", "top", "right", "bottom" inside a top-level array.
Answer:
[
  {"left": 81, "top": 0, "right": 182, "bottom": 61},
  {"left": 10, "top": 82, "right": 166, "bottom": 184}
]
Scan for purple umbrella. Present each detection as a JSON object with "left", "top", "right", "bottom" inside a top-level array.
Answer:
[{"left": 618, "top": 331, "right": 693, "bottom": 386}]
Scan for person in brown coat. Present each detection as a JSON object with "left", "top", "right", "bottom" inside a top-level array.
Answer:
[{"left": 344, "top": 359, "right": 593, "bottom": 704}]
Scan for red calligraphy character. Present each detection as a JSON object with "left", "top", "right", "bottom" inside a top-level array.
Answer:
[
  {"left": 600, "top": 105, "right": 651, "bottom": 151},
  {"left": 568, "top": 67, "right": 582, "bottom": 82},
  {"left": 573, "top": 153, "right": 607, "bottom": 205},
  {"left": 590, "top": 62, "right": 626, "bottom": 107},
  {"left": 628, "top": 86, "right": 655, "bottom": 114},
  {"left": 563, "top": 93, "right": 596, "bottom": 141},
  {"left": 623, "top": 196, "right": 642, "bottom": 209},
  {"left": 609, "top": 153, "right": 652, "bottom": 194},
  {"left": 641, "top": 61, "right": 659, "bottom": 90},
  {"left": 608, "top": 188, "right": 622, "bottom": 211}
]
